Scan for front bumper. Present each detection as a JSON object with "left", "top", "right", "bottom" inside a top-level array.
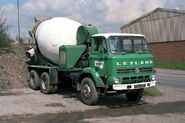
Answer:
[{"left": 113, "top": 81, "right": 156, "bottom": 90}]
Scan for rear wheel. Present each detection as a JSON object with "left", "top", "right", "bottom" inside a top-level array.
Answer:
[
  {"left": 80, "top": 77, "right": 99, "bottom": 105},
  {"left": 52, "top": 85, "right": 58, "bottom": 93},
  {"left": 40, "top": 72, "right": 55, "bottom": 94},
  {"left": 126, "top": 89, "right": 144, "bottom": 102},
  {"left": 29, "top": 70, "right": 40, "bottom": 90}
]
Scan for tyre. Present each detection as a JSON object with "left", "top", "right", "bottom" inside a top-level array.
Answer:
[
  {"left": 126, "top": 89, "right": 144, "bottom": 102},
  {"left": 40, "top": 72, "right": 53, "bottom": 94},
  {"left": 80, "top": 77, "right": 99, "bottom": 105},
  {"left": 52, "top": 85, "right": 58, "bottom": 93},
  {"left": 29, "top": 70, "right": 40, "bottom": 90}
]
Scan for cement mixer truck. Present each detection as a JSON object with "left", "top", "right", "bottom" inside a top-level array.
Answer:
[{"left": 26, "top": 17, "right": 156, "bottom": 105}]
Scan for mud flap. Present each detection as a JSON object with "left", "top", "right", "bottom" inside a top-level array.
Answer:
[{"left": 49, "top": 68, "right": 58, "bottom": 85}]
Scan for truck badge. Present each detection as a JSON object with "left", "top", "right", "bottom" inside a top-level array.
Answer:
[
  {"left": 95, "top": 61, "right": 104, "bottom": 69},
  {"left": 135, "top": 68, "right": 140, "bottom": 73}
]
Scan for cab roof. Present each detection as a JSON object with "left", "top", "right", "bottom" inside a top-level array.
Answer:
[{"left": 92, "top": 33, "right": 145, "bottom": 38}]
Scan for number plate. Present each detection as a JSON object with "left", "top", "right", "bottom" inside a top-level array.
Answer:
[{"left": 134, "top": 84, "right": 146, "bottom": 89}]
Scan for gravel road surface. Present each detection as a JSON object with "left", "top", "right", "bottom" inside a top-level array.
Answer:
[{"left": 0, "top": 69, "right": 184, "bottom": 123}]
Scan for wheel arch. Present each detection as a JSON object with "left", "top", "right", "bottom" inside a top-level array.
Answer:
[
  {"left": 79, "top": 73, "right": 94, "bottom": 84},
  {"left": 79, "top": 67, "right": 106, "bottom": 88}
]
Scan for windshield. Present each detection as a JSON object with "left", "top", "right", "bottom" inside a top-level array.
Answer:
[{"left": 108, "top": 36, "right": 149, "bottom": 54}]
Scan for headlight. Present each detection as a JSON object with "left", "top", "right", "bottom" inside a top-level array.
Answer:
[
  {"left": 151, "top": 75, "right": 155, "bottom": 81},
  {"left": 114, "top": 78, "right": 119, "bottom": 84}
]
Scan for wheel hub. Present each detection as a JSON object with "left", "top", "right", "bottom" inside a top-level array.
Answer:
[
  {"left": 82, "top": 84, "right": 91, "bottom": 98},
  {"left": 41, "top": 77, "right": 47, "bottom": 90},
  {"left": 30, "top": 75, "right": 35, "bottom": 85}
]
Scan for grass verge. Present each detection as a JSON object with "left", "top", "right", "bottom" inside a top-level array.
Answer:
[
  {"left": 144, "top": 87, "right": 162, "bottom": 96},
  {"left": 0, "top": 32, "right": 15, "bottom": 53},
  {"left": 155, "top": 62, "right": 185, "bottom": 70},
  {"left": 0, "top": 45, "right": 15, "bottom": 54}
]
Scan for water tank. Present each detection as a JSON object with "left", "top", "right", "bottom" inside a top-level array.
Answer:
[{"left": 35, "top": 17, "right": 81, "bottom": 64}]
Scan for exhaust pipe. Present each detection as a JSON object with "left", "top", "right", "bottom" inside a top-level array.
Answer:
[{"left": 25, "top": 48, "right": 35, "bottom": 58}]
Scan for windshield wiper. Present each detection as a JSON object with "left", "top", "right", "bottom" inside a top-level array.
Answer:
[
  {"left": 113, "top": 51, "right": 135, "bottom": 55},
  {"left": 135, "top": 50, "right": 149, "bottom": 54}
]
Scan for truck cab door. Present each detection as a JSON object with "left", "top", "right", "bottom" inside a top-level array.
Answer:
[{"left": 90, "top": 36, "right": 107, "bottom": 76}]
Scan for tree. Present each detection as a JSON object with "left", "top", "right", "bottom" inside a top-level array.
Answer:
[{"left": 0, "top": 11, "right": 11, "bottom": 48}]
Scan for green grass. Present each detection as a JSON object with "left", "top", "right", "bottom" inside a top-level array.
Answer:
[
  {"left": 0, "top": 39, "right": 11, "bottom": 49},
  {"left": 155, "top": 62, "right": 185, "bottom": 70},
  {"left": 144, "top": 87, "right": 162, "bottom": 96},
  {"left": 0, "top": 44, "right": 14, "bottom": 53},
  {"left": 0, "top": 33, "right": 14, "bottom": 52}
]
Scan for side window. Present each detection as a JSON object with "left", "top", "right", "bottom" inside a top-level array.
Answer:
[
  {"left": 94, "top": 40, "right": 102, "bottom": 51},
  {"left": 93, "top": 37, "right": 105, "bottom": 52}
]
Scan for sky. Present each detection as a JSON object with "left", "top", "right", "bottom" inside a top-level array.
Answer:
[{"left": 0, "top": 0, "right": 185, "bottom": 39}]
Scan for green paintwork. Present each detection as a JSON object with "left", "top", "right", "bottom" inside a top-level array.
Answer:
[
  {"left": 105, "top": 53, "right": 153, "bottom": 75},
  {"left": 29, "top": 25, "right": 155, "bottom": 90},
  {"left": 81, "top": 67, "right": 106, "bottom": 88},
  {"left": 105, "top": 54, "right": 154, "bottom": 86},
  {"left": 77, "top": 25, "right": 98, "bottom": 44},
  {"left": 59, "top": 45, "right": 86, "bottom": 69},
  {"left": 89, "top": 36, "right": 155, "bottom": 87}
]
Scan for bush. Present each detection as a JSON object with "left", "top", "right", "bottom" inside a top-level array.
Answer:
[
  {"left": 144, "top": 87, "right": 162, "bottom": 96},
  {"left": 0, "top": 33, "right": 11, "bottom": 48},
  {"left": 0, "top": 15, "right": 11, "bottom": 49}
]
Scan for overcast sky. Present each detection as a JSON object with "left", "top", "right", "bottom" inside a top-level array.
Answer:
[{"left": 0, "top": 0, "right": 185, "bottom": 39}]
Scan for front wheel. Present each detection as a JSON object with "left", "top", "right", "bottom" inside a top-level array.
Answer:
[
  {"left": 126, "top": 89, "right": 144, "bottom": 102},
  {"left": 80, "top": 77, "right": 99, "bottom": 105}
]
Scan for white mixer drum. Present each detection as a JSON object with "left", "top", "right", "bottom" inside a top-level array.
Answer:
[{"left": 35, "top": 17, "right": 81, "bottom": 64}]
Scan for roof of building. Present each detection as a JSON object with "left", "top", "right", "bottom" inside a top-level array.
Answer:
[
  {"left": 120, "top": 8, "right": 185, "bottom": 30},
  {"left": 93, "top": 33, "right": 145, "bottom": 38}
]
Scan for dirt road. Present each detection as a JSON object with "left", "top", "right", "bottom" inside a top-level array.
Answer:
[
  {"left": 0, "top": 85, "right": 185, "bottom": 123},
  {"left": 0, "top": 69, "right": 185, "bottom": 123}
]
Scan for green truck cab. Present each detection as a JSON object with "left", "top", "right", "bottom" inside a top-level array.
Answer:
[
  {"left": 77, "top": 33, "right": 156, "bottom": 104},
  {"left": 27, "top": 25, "right": 156, "bottom": 105}
]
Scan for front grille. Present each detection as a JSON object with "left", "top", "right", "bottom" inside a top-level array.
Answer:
[
  {"left": 123, "top": 75, "right": 150, "bottom": 84},
  {"left": 117, "top": 67, "right": 153, "bottom": 74}
]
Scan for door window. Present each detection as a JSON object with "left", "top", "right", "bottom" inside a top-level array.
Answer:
[{"left": 93, "top": 37, "right": 106, "bottom": 52}]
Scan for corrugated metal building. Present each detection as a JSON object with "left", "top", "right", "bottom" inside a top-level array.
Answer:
[{"left": 120, "top": 8, "right": 185, "bottom": 62}]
